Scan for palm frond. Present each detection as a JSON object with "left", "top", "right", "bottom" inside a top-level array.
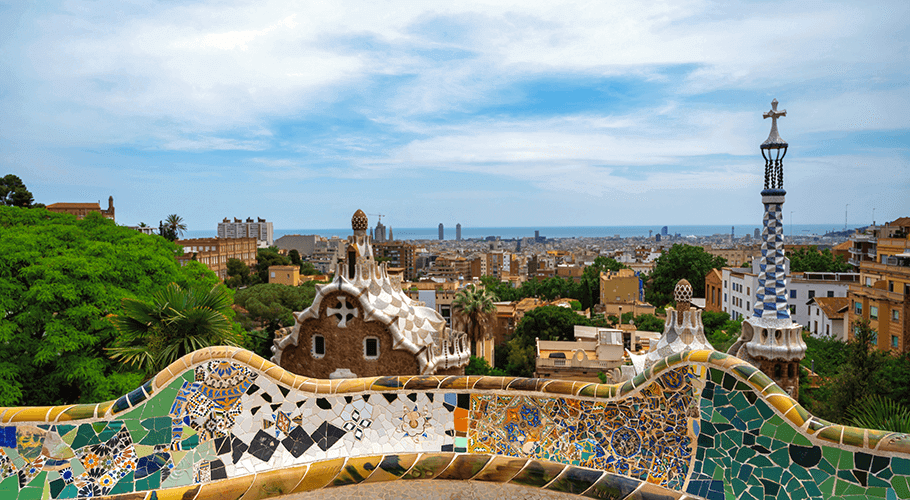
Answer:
[{"left": 847, "top": 395, "right": 910, "bottom": 433}]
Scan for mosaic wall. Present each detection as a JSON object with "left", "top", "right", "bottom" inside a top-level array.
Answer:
[{"left": 0, "top": 347, "right": 908, "bottom": 500}]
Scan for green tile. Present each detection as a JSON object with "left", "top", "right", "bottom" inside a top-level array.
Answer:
[
  {"left": 70, "top": 423, "right": 100, "bottom": 449},
  {"left": 109, "top": 471, "right": 135, "bottom": 495},
  {"left": 711, "top": 410, "right": 730, "bottom": 424},
  {"left": 840, "top": 450, "right": 854, "bottom": 470},
  {"left": 17, "top": 486, "right": 43, "bottom": 500},
  {"left": 820, "top": 476, "right": 836, "bottom": 497},
  {"left": 57, "top": 484, "right": 79, "bottom": 499},
  {"left": 0, "top": 476, "right": 17, "bottom": 498},
  {"left": 770, "top": 448, "right": 790, "bottom": 468},
  {"left": 893, "top": 476, "right": 910, "bottom": 499},
  {"left": 792, "top": 432, "right": 812, "bottom": 447},
  {"left": 775, "top": 423, "right": 797, "bottom": 443}
]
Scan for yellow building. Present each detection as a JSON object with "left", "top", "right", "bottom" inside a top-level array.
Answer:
[
  {"left": 175, "top": 237, "right": 257, "bottom": 281},
  {"left": 47, "top": 196, "right": 115, "bottom": 221},
  {"left": 846, "top": 234, "right": 910, "bottom": 352},
  {"left": 268, "top": 265, "right": 300, "bottom": 286},
  {"left": 600, "top": 269, "right": 640, "bottom": 305}
]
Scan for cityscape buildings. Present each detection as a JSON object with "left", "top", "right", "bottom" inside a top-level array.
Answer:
[
  {"left": 218, "top": 217, "right": 274, "bottom": 246},
  {"left": 47, "top": 196, "right": 115, "bottom": 221}
]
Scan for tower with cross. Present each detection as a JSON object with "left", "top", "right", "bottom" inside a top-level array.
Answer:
[{"left": 727, "top": 99, "right": 806, "bottom": 398}]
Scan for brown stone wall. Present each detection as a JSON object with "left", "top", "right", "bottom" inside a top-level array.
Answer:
[
  {"left": 279, "top": 291, "right": 420, "bottom": 378},
  {"left": 756, "top": 358, "right": 800, "bottom": 399}
]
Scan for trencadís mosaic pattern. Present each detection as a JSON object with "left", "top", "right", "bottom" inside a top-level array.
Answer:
[{"left": 0, "top": 347, "right": 909, "bottom": 500}]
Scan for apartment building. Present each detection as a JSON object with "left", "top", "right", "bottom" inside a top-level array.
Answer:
[
  {"left": 806, "top": 297, "right": 849, "bottom": 339},
  {"left": 47, "top": 196, "right": 115, "bottom": 221},
  {"left": 470, "top": 251, "right": 506, "bottom": 279},
  {"left": 845, "top": 234, "right": 910, "bottom": 352},
  {"left": 175, "top": 237, "right": 257, "bottom": 280},
  {"left": 704, "top": 245, "right": 760, "bottom": 267},
  {"left": 218, "top": 217, "right": 274, "bottom": 246},
  {"left": 705, "top": 269, "right": 723, "bottom": 313},
  {"left": 374, "top": 241, "right": 418, "bottom": 281}
]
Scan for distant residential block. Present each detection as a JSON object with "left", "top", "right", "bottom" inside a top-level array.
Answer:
[
  {"left": 218, "top": 217, "right": 274, "bottom": 246},
  {"left": 47, "top": 196, "right": 115, "bottom": 221},
  {"left": 175, "top": 237, "right": 257, "bottom": 280}
]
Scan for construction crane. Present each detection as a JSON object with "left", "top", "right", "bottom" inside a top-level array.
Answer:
[{"left": 368, "top": 213, "right": 385, "bottom": 224}]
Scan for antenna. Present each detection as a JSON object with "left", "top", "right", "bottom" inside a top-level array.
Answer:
[{"left": 845, "top": 204, "right": 849, "bottom": 231}]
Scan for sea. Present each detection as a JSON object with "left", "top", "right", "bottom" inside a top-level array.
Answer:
[{"left": 183, "top": 224, "right": 848, "bottom": 241}]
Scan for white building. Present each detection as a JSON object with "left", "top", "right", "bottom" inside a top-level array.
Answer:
[
  {"left": 806, "top": 297, "right": 850, "bottom": 340},
  {"left": 720, "top": 258, "right": 858, "bottom": 327},
  {"left": 218, "top": 217, "right": 274, "bottom": 247}
]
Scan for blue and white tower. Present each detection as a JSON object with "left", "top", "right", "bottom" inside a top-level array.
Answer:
[{"left": 727, "top": 99, "right": 806, "bottom": 397}]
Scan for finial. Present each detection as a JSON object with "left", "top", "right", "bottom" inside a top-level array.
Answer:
[
  {"left": 674, "top": 279, "right": 692, "bottom": 315},
  {"left": 761, "top": 99, "right": 788, "bottom": 148},
  {"left": 351, "top": 209, "right": 368, "bottom": 232}
]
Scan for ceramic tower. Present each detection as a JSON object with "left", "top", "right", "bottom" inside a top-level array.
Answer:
[{"left": 727, "top": 99, "right": 806, "bottom": 397}]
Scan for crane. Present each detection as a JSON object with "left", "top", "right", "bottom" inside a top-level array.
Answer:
[{"left": 368, "top": 213, "right": 386, "bottom": 224}]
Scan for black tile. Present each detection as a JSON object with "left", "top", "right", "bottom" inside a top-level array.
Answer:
[
  {"left": 261, "top": 392, "right": 272, "bottom": 403},
  {"left": 427, "top": 393, "right": 434, "bottom": 402},
  {"left": 871, "top": 455, "right": 890, "bottom": 474},
  {"left": 312, "top": 421, "right": 345, "bottom": 451},
  {"left": 270, "top": 404, "right": 282, "bottom": 412},
  {"left": 248, "top": 430, "right": 280, "bottom": 462},
  {"left": 246, "top": 384, "right": 259, "bottom": 395},
  {"left": 211, "top": 459, "right": 228, "bottom": 480},
  {"left": 760, "top": 479, "right": 779, "bottom": 496},
  {"left": 231, "top": 436, "right": 248, "bottom": 464},
  {"left": 441, "top": 444, "right": 453, "bottom": 452},
  {"left": 407, "top": 393, "right": 417, "bottom": 402},
  {"left": 457, "top": 394, "right": 470, "bottom": 409},
  {"left": 344, "top": 396, "right": 352, "bottom": 404},
  {"left": 383, "top": 393, "right": 397, "bottom": 404},
  {"left": 214, "top": 436, "right": 231, "bottom": 455},
  {"left": 853, "top": 470, "right": 868, "bottom": 487},
  {"left": 278, "top": 385, "right": 290, "bottom": 398},
  {"left": 443, "top": 403, "right": 455, "bottom": 412},
  {"left": 855, "top": 452, "right": 872, "bottom": 471},
  {"left": 317, "top": 398, "right": 332, "bottom": 410},
  {"left": 282, "top": 426, "right": 314, "bottom": 458},
  {"left": 362, "top": 395, "right": 370, "bottom": 403},
  {"left": 789, "top": 444, "right": 821, "bottom": 468}
]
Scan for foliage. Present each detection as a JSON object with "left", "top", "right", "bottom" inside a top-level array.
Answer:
[
  {"left": 800, "top": 332, "right": 847, "bottom": 377},
  {"left": 234, "top": 282, "right": 316, "bottom": 334},
  {"left": 0, "top": 207, "right": 219, "bottom": 406},
  {"left": 787, "top": 246, "right": 851, "bottom": 273},
  {"left": 579, "top": 256, "right": 628, "bottom": 310},
  {"left": 287, "top": 249, "right": 301, "bottom": 265},
  {"left": 164, "top": 214, "right": 187, "bottom": 239},
  {"left": 224, "top": 258, "right": 253, "bottom": 289},
  {"left": 254, "top": 247, "right": 291, "bottom": 284},
  {"left": 847, "top": 395, "right": 910, "bottom": 433},
  {"left": 633, "top": 313, "right": 664, "bottom": 332},
  {"left": 108, "top": 283, "right": 241, "bottom": 373},
  {"left": 300, "top": 261, "right": 320, "bottom": 276},
  {"left": 465, "top": 356, "right": 507, "bottom": 376},
  {"left": 453, "top": 284, "right": 496, "bottom": 357},
  {"left": 0, "top": 174, "right": 36, "bottom": 207},
  {"left": 502, "top": 305, "right": 592, "bottom": 377},
  {"left": 644, "top": 244, "right": 727, "bottom": 307},
  {"left": 597, "top": 372, "right": 608, "bottom": 384},
  {"left": 702, "top": 312, "right": 742, "bottom": 353}
]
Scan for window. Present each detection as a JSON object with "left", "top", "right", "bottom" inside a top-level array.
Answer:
[
  {"left": 871, "top": 330, "right": 878, "bottom": 345},
  {"left": 894, "top": 310, "right": 901, "bottom": 322},
  {"left": 312, "top": 335, "right": 325, "bottom": 358},
  {"left": 724, "top": 293, "right": 728, "bottom": 303},
  {"left": 870, "top": 306, "right": 878, "bottom": 320},
  {"left": 827, "top": 291, "right": 834, "bottom": 298},
  {"left": 814, "top": 321, "right": 818, "bottom": 334},
  {"left": 270, "top": 271, "right": 276, "bottom": 278},
  {"left": 790, "top": 290, "right": 797, "bottom": 299},
  {"left": 826, "top": 324, "right": 830, "bottom": 336},
  {"left": 807, "top": 305, "right": 811, "bottom": 316},
  {"left": 364, "top": 337, "right": 380, "bottom": 359},
  {"left": 855, "top": 302, "right": 862, "bottom": 315},
  {"left": 746, "top": 301, "right": 750, "bottom": 312},
  {"left": 889, "top": 281, "right": 894, "bottom": 292},
  {"left": 746, "top": 287, "right": 750, "bottom": 296},
  {"left": 893, "top": 336, "right": 899, "bottom": 348},
  {"left": 789, "top": 305, "right": 796, "bottom": 314},
  {"left": 808, "top": 290, "right": 815, "bottom": 299}
]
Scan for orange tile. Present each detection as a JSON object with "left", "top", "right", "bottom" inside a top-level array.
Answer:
[{"left": 454, "top": 408, "right": 469, "bottom": 433}]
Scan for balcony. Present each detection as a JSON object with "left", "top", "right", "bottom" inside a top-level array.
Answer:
[{"left": 536, "top": 357, "right": 621, "bottom": 371}]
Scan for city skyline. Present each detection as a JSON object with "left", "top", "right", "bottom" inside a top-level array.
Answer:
[{"left": 1, "top": 1, "right": 908, "bottom": 229}]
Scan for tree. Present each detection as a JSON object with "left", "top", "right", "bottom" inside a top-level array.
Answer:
[
  {"left": 633, "top": 313, "right": 664, "bottom": 332},
  {"left": 453, "top": 284, "right": 496, "bottom": 357},
  {"left": 164, "top": 214, "right": 187, "bottom": 239},
  {"left": 0, "top": 174, "right": 35, "bottom": 207},
  {"left": 787, "top": 246, "right": 851, "bottom": 273},
  {"left": 814, "top": 319, "right": 887, "bottom": 422},
  {"left": 847, "top": 395, "right": 910, "bottom": 433},
  {"left": 254, "top": 247, "right": 291, "bottom": 284},
  {"left": 300, "top": 261, "right": 320, "bottom": 276},
  {"left": 234, "top": 282, "right": 316, "bottom": 333},
  {"left": 108, "top": 283, "right": 242, "bottom": 373},
  {"left": 644, "top": 244, "right": 727, "bottom": 307},
  {"left": 225, "top": 258, "right": 253, "bottom": 289},
  {"left": 288, "top": 249, "right": 302, "bottom": 266},
  {"left": 503, "top": 305, "right": 592, "bottom": 377},
  {"left": 0, "top": 207, "right": 221, "bottom": 406}
]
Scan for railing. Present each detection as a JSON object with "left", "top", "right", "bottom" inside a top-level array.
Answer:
[{"left": 536, "top": 357, "right": 620, "bottom": 370}]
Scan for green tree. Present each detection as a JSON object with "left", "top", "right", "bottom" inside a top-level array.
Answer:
[
  {"left": 0, "top": 207, "right": 220, "bottom": 406},
  {"left": 503, "top": 305, "right": 592, "bottom": 377},
  {"left": 0, "top": 174, "right": 35, "bottom": 207},
  {"left": 847, "top": 395, "right": 910, "bottom": 433},
  {"left": 253, "top": 247, "right": 291, "bottom": 284},
  {"left": 633, "top": 313, "right": 664, "bottom": 332},
  {"left": 787, "top": 246, "right": 851, "bottom": 273},
  {"left": 453, "top": 285, "right": 497, "bottom": 357},
  {"left": 465, "top": 356, "right": 507, "bottom": 376},
  {"left": 225, "top": 258, "right": 252, "bottom": 289},
  {"left": 234, "top": 282, "right": 316, "bottom": 334},
  {"left": 644, "top": 244, "right": 727, "bottom": 307},
  {"left": 108, "top": 283, "right": 242, "bottom": 373},
  {"left": 164, "top": 214, "right": 187, "bottom": 240},
  {"left": 300, "top": 261, "right": 320, "bottom": 276},
  {"left": 817, "top": 319, "right": 887, "bottom": 422}
]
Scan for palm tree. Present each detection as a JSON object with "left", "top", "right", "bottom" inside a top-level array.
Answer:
[
  {"left": 108, "top": 283, "right": 242, "bottom": 373},
  {"left": 848, "top": 395, "right": 910, "bottom": 433},
  {"left": 453, "top": 284, "right": 497, "bottom": 357},
  {"left": 165, "top": 214, "right": 187, "bottom": 239}
]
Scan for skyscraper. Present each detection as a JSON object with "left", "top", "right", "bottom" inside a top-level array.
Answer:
[
  {"left": 456, "top": 223, "right": 462, "bottom": 241},
  {"left": 661, "top": 226, "right": 668, "bottom": 236},
  {"left": 727, "top": 99, "right": 806, "bottom": 397},
  {"left": 438, "top": 223, "right": 444, "bottom": 240}
]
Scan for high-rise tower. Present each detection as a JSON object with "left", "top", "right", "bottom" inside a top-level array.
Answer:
[
  {"left": 438, "top": 223, "right": 444, "bottom": 240},
  {"left": 456, "top": 223, "right": 462, "bottom": 241},
  {"left": 727, "top": 99, "right": 806, "bottom": 397}
]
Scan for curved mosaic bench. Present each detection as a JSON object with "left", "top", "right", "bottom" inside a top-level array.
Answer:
[{"left": 1, "top": 347, "right": 909, "bottom": 500}]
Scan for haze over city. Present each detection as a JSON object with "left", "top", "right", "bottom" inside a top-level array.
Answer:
[{"left": 1, "top": 1, "right": 908, "bottom": 229}]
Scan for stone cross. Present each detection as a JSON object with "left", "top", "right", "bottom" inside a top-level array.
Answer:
[
  {"left": 327, "top": 296, "right": 358, "bottom": 328},
  {"left": 762, "top": 99, "right": 787, "bottom": 145}
]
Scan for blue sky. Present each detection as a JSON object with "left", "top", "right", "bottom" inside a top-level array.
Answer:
[{"left": 1, "top": 0, "right": 908, "bottom": 230}]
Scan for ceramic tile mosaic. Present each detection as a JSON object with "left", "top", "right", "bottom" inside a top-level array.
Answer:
[{"left": 0, "top": 347, "right": 908, "bottom": 500}]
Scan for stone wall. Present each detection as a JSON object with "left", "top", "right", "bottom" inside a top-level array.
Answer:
[{"left": 0, "top": 347, "right": 908, "bottom": 500}]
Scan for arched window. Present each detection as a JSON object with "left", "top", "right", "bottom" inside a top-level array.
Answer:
[
  {"left": 312, "top": 335, "right": 325, "bottom": 358},
  {"left": 774, "top": 364, "right": 782, "bottom": 379}
]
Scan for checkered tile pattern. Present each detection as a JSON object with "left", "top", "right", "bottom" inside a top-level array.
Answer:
[{"left": 754, "top": 202, "right": 791, "bottom": 320}]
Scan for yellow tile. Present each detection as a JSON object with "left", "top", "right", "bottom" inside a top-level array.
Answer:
[
  {"left": 766, "top": 394, "right": 795, "bottom": 415},
  {"left": 291, "top": 458, "right": 345, "bottom": 492},
  {"left": 95, "top": 401, "right": 114, "bottom": 418},
  {"left": 276, "top": 368, "right": 298, "bottom": 389},
  {"left": 241, "top": 465, "right": 307, "bottom": 500},
  {"left": 332, "top": 455, "right": 384, "bottom": 486},
  {"left": 153, "top": 484, "right": 200, "bottom": 500},
  {"left": 47, "top": 406, "right": 75, "bottom": 423},
  {"left": 196, "top": 474, "right": 255, "bottom": 500},
  {"left": 687, "top": 350, "right": 711, "bottom": 363},
  {"left": 230, "top": 349, "right": 255, "bottom": 367},
  {"left": 0, "top": 409, "right": 23, "bottom": 423},
  {"left": 154, "top": 370, "right": 173, "bottom": 392},
  {"left": 191, "top": 349, "right": 213, "bottom": 365},
  {"left": 333, "top": 378, "right": 368, "bottom": 394},
  {"left": 10, "top": 407, "right": 52, "bottom": 423}
]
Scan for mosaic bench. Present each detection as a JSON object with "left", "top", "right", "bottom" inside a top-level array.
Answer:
[{"left": 1, "top": 347, "right": 909, "bottom": 500}]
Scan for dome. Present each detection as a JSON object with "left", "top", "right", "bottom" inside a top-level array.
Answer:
[
  {"left": 351, "top": 210, "right": 368, "bottom": 231},
  {"left": 674, "top": 279, "right": 693, "bottom": 304}
]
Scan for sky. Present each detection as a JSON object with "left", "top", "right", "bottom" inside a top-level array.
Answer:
[{"left": 1, "top": 0, "right": 908, "bottom": 230}]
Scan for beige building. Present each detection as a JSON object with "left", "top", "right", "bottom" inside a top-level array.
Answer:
[
  {"left": 374, "top": 241, "right": 418, "bottom": 281},
  {"left": 269, "top": 265, "right": 300, "bottom": 286},
  {"left": 599, "top": 269, "right": 640, "bottom": 305},
  {"left": 47, "top": 196, "right": 115, "bottom": 221},
  {"left": 535, "top": 326, "right": 625, "bottom": 383},
  {"left": 705, "top": 245, "right": 760, "bottom": 267},
  {"left": 705, "top": 269, "right": 723, "bottom": 313},
  {"left": 175, "top": 237, "right": 257, "bottom": 280}
]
